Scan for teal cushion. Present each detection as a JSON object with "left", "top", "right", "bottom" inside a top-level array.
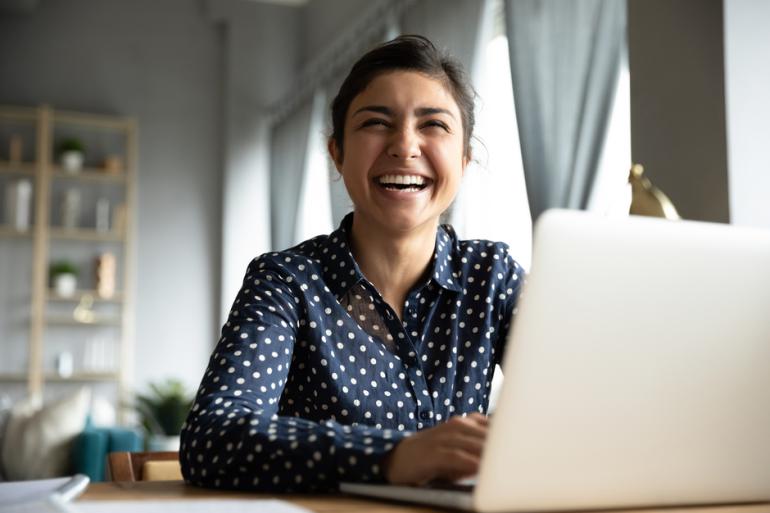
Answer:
[
  {"left": 72, "top": 422, "right": 143, "bottom": 481},
  {"left": 72, "top": 427, "right": 109, "bottom": 481},
  {"left": 107, "top": 427, "right": 143, "bottom": 452}
]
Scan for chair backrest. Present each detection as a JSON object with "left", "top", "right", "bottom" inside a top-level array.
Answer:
[{"left": 107, "top": 451, "right": 181, "bottom": 481}]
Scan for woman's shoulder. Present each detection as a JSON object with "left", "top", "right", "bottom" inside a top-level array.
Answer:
[
  {"left": 246, "top": 234, "right": 331, "bottom": 278},
  {"left": 442, "top": 225, "right": 526, "bottom": 287},
  {"left": 441, "top": 223, "right": 522, "bottom": 272}
]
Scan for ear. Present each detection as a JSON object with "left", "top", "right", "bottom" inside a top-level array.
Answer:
[
  {"left": 461, "top": 153, "right": 470, "bottom": 177},
  {"left": 328, "top": 138, "right": 343, "bottom": 172}
]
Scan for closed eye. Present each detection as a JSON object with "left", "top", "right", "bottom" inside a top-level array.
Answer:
[
  {"left": 421, "top": 120, "right": 450, "bottom": 132},
  {"left": 359, "top": 118, "right": 390, "bottom": 129}
]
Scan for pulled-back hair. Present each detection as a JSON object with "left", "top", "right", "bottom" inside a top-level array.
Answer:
[{"left": 330, "top": 35, "right": 476, "bottom": 160}]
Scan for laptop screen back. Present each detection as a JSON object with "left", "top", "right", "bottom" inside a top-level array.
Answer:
[{"left": 476, "top": 210, "right": 770, "bottom": 512}]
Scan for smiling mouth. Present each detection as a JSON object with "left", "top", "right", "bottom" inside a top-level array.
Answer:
[{"left": 376, "top": 174, "right": 431, "bottom": 192}]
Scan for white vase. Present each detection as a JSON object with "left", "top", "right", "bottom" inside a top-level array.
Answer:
[
  {"left": 61, "top": 151, "right": 84, "bottom": 173},
  {"left": 54, "top": 273, "right": 77, "bottom": 297},
  {"left": 147, "top": 434, "right": 181, "bottom": 452},
  {"left": 61, "top": 189, "right": 81, "bottom": 229}
]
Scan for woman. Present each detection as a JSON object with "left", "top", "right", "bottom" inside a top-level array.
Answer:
[{"left": 180, "top": 35, "right": 525, "bottom": 492}]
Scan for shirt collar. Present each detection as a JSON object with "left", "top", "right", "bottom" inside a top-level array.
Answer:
[
  {"left": 431, "top": 223, "right": 463, "bottom": 292},
  {"left": 322, "top": 213, "right": 463, "bottom": 300},
  {"left": 322, "top": 213, "right": 367, "bottom": 300}
]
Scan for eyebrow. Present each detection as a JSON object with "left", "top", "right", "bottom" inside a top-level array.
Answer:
[{"left": 352, "top": 105, "right": 456, "bottom": 119}]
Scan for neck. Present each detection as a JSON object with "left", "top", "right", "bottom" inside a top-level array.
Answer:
[{"left": 349, "top": 212, "right": 438, "bottom": 319}]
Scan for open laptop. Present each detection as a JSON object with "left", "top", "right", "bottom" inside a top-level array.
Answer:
[{"left": 341, "top": 209, "right": 770, "bottom": 512}]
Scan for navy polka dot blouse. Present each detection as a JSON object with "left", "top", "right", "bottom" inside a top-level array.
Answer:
[{"left": 180, "top": 213, "right": 525, "bottom": 492}]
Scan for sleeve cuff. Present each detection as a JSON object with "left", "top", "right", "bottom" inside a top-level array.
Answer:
[{"left": 323, "top": 420, "right": 412, "bottom": 484}]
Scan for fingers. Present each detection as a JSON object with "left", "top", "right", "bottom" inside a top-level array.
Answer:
[
  {"left": 444, "top": 414, "right": 489, "bottom": 440},
  {"left": 446, "top": 433, "right": 485, "bottom": 457},
  {"left": 382, "top": 413, "right": 491, "bottom": 485},
  {"left": 437, "top": 447, "right": 481, "bottom": 481}
]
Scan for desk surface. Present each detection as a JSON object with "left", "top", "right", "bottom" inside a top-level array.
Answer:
[
  {"left": 79, "top": 480, "right": 441, "bottom": 512},
  {"left": 80, "top": 481, "right": 770, "bottom": 513}
]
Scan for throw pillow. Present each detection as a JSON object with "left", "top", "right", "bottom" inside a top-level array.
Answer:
[{"left": 1, "top": 387, "right": 91, "bottom": 480}]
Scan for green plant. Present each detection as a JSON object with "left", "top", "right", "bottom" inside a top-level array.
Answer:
[
  {"left": 135, "top": 379, "right": 193, "bottom": 436},
  {"left": 57, "top": 138, "right": 85, "bottom": 155},
  {"left": 49, "top": 260, "right": 78, "bottom": 277}
]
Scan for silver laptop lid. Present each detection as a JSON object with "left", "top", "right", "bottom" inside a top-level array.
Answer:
[{"left": 475, "top": 210, "right": 770, "bottom": 512}]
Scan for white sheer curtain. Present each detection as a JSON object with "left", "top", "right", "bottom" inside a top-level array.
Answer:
[
  {"left": 294, "top": 90, "right": 334, "bottom": 243},
  {"left": 270, "top": 99, "right": 314, "bottom": 251},
  {"left": 449, "top": 0, "right": 533, "bottom": 271}
]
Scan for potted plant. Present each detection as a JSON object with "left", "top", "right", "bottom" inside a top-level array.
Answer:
[
  {"left": 57, "top": 138, "right": 85, "bottom": 173},
  {"left": 50, "top": 260, "right": 78, "bottom": 297},
  {"left": 135, "top": 379, "right": 193, "bottom": 451}
]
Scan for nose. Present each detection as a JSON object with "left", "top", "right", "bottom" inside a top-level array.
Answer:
[{"left": 387, "top": 126, "right": 421, "bottom": 160}]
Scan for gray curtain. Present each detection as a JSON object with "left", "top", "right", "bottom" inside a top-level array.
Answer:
[
  {"left": 270, "top": 99, "right": 314, "bottom": 251},
  {"left": 504, "top": 0, "right": 626, "bottom": 221}
]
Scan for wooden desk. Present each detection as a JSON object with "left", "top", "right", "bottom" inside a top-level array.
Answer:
[
  {"left": 79, "top": 480, "right": 443, "bottom": 512},
  {"left": 79, "top": 480, "right": 770, "bottom": 513}
]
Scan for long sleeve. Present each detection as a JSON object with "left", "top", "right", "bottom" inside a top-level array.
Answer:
[
  {"left": 494, "top": 248, "right": 526, "bottom": 366},
  {"left": 180, "top": 255, "right": 408, "bottom": 492}
]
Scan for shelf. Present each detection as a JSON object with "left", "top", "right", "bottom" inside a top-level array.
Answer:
[
  {"left": 51, "top": 167, "right": 127, "bottom": 184},
  {"left": 0, "top": 373, "right": 28, "bottom": 382},
  {"left": 0, "top": 225, "right": 33, "bottom": 238},
  {"left": 0, "top": 372, "right": 120, "bottom": 382},
  {"left": 47, "top": 316, "right": 122, "bottom": 327},
  {"left": 53, "top": 110, "right": 133, "bottom": 131},
  {"left": 0, "top": 105, "right": 37, "bottom": 121},
  {"left": 0, "top": 161, "right": 36, "bottom": 175},
  {"left": 49, "top": 227, "right": 124, "bottom": 242},
  {"left": 47, "top": 289, "right": 124, "bottom": 303},
  {"left": 45, "top": 372, "right": 120, "bottom": 382}
]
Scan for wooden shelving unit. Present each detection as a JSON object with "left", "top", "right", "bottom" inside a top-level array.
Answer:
[
  {"left": 51, "top": 167, "right": 127, "bottom": 183},
  {"left": 0, "top": 225, "right": 34, "bottom": 238},
  {"left": 0, "top": 104, "right": 136, "bottom": 421},
  {"left": 0, "top": 372, "right": 120, "bottom": 382},
  {"left": 0, "top": 161, "right": 36, "bottom": 175},
  {"left": 49, "top": 227, "right": 124, "bottom": 242},
  {"left": 46, "top": 289, "right": 124, "bottom": 303},
  {"left": 47, "top": 316, "right": 123, "bottom": 327}
]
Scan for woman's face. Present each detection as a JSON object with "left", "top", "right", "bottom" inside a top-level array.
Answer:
[{"left": 330, "top": 70, "right": 468, "bottom": 236}]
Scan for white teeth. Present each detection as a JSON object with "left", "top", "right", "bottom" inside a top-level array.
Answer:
[{"left": 377, "top": 174, "right": 427, "bottom": 186}]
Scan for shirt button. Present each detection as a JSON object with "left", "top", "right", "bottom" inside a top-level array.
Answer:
[{"left": 419, "top": 411, "right": 431, "bottom": 420}]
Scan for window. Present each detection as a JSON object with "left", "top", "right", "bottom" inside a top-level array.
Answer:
[
  {"left": 450, "top": 28, "right": 532, "bottom": 271},
  {"left": 294, "top": 90, "right": 334, "bottom": 244}
]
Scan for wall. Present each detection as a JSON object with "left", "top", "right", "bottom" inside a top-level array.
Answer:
[
  {"left": 627, "top": 0, "right": 730, "bottom": 223},
  {"left": 723, "top": 0, "right": 770, "bottom": 230},
  {"left": 0, "top": 0, "right": 223, "bottom": 394}
]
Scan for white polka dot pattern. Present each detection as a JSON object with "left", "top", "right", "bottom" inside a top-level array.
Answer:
[{"left": 180, "top": 213, "right": 524, "bottom": 492}]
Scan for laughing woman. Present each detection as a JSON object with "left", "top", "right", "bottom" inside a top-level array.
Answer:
[{"left": 180, "top": 35, "right": 525, "bottom": 491}]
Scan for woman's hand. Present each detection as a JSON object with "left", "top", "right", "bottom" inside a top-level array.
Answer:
[{"left": 382, "top": 413, "right": 489, "bottom": 485}]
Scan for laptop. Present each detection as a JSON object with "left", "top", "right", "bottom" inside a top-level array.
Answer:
[{"left": 340, "top": 209, "right": 770, "bottom": 512}]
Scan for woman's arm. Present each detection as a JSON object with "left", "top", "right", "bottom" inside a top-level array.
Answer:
[
  {"left": 494, "top": 250, "right": 526, "bottom": 366},
  {"left": 180, "top": 255, "right": 408, "bottom": 492}
]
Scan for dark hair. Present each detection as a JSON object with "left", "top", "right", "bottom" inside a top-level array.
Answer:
[{"left": 330, "top": 34, "right": 476, "bottom": 160}]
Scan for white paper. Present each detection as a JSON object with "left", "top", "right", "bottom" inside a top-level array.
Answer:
[
  {"left": 0, "top": 475, "right": 90, "bottom": 509},
  {"left": 0, "top": 478, "right": 72, "bottom": 505},
  {"left": 75, "top": 499, "right": 313, "bottom": 513},
  {"left": 1, "top": 497, "right": 79, "bottom": 513}
]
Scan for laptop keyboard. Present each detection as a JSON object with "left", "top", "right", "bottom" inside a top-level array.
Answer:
[{"left": 424, "top": 481, "right": 476, "bottom": 493}]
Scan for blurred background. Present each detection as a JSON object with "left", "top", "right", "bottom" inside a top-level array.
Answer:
[{"left": 0, "top": 0, "right": 768, "bottom": 479}]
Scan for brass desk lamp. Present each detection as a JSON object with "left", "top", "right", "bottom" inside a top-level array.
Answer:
[{"left": 628, "top": 164, "right": 680, "bottom": 220}]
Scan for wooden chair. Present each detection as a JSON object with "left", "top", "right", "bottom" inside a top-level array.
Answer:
[{"left": 107, "top": 451, "right": 182, "bottom": 481}]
